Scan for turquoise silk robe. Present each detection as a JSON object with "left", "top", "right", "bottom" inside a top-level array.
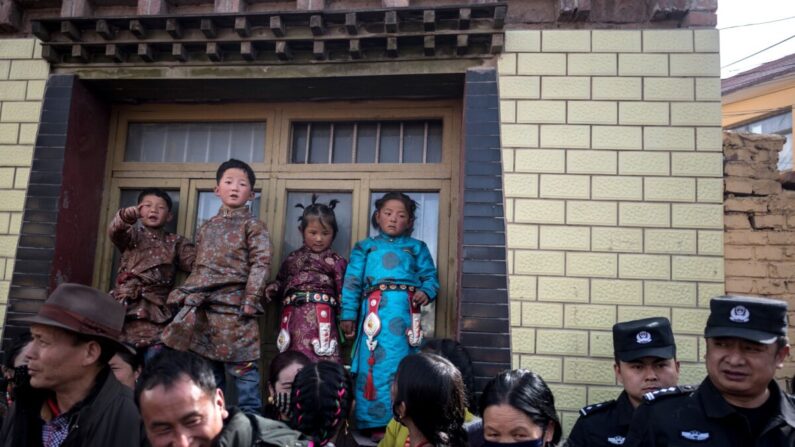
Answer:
[{"left": 341, "top": 232, "right": 439, "bottom": 429}]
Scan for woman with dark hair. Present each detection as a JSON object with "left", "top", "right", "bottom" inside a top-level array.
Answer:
[
  {"left": 392, "top": 353, "right": 468, "bottom": 447},
  {"left": 381, "top": 338, "right": 481, "bottom": 447},
  {"left": 478, "top": 370, "right": 562, "bottom": 447},
  {"left": 263, "top": 351, "right": 311, "bottom": 421}
]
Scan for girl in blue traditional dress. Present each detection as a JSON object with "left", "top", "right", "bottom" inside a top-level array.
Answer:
[{"left": 340, "top": 192, "right": 440, "bottom": 437}]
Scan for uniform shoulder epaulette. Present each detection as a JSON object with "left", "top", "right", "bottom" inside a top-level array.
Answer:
[
  {"left": 579, "top": 399, "right": 616, "bottom": 417},
  {"left": 642, "top": 385, "right": 697, "bottom": 404}
]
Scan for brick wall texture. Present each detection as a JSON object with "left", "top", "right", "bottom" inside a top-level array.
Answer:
[
  {"left": 723, "top": 131, "right": 795, "bottom": 382},
  {"left": 0, "top": 39, "right": 47, "bottom": 333},
  {"left": 498, "top": 29, "right": 724, "bottom": 434}
]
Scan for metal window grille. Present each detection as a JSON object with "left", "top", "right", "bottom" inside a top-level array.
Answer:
[{"left": 290, "top": 120, "right": 443, "bottom": 164}]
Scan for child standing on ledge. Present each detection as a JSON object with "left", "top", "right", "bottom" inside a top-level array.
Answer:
[
  {"left": 108, "top": 188, "right": 195, "bottom": 362},
  {"left": 162, "top": 158, "right": 271, "bottom": 415},
  {"left": 265, "top": 195, "right": 347, "bottom": 363},
  {"left": 340, "top": 192, "right": 439, "bottom": 438}
]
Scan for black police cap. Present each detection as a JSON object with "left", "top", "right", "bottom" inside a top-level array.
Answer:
[
  {"left": 613, "top": 317, "right": 676, "bottom": 362},
  {"left": 705, "top": 296, "right": 787, "bottom": 344}
]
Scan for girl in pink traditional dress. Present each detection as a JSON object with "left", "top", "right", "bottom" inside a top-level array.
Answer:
[{"left": 265, "top": 195, "right": 348, "bottom": 363}]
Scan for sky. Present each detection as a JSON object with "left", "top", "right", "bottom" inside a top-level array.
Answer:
[{"left": 718, "top": 0, "right": 795, "bottom": 79}]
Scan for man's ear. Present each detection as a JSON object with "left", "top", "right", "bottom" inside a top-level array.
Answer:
[
  {"left": 214, "top": 185, "right": 221, "bottom": 198},
  {"left": 166, "top": 212, "right": 174, "bottom": 223},
  {"left": 775, "top": 344, "right": 790, "bottom": 369},
  {"left": 82, "top": 340, "right": 102, "bottom": 366},
  {"left": 215, "top": 388, "right": 228, "bottom": 419},
  {"left": 614, "top": 362, "right": 623, "bottom": 385}
]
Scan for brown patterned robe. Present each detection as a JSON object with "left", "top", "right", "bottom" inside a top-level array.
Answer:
[
  {"left": 109, "top": 209, "right": 196, "bottom": 348},
  {"left": 265, "top": 245, "right": 347, "bottom": 362},
  {"left": 163, "top": 206, "right": 271, "bottom": 362}
]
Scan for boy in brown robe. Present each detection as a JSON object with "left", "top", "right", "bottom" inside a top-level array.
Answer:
[
  {"left": 163, "top": 159, "right": 271, "bottom": 414},
  {"left": 109, "top": 188, "right": 195, "bottom": 361}
]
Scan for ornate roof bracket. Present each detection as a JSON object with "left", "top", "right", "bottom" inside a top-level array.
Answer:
[{"left": 33, "top": 3, "right": 507, "bottom": 66}]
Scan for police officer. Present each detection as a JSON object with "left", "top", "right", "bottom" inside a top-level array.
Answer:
[
  {"left": 567, "top": 317, "right": 680, "bottom": 446},
  {"left": 625, "top": 296, "right": 795, "bottom": 446}
]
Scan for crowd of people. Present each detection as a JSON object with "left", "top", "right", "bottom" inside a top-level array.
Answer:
[{"left": 0, "top": 157, "right": 792, "bottom": 446}]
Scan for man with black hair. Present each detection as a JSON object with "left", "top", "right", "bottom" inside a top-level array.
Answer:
[
  {"left": 0, "top": 283, "right": 145, "bottom": 447},
  {"left": 626, "top": 296, "right": 795, "bottom": 446},
  {"left": 567, "top": 317, "right": 680, "bottom": 446},
  {"left": 137, "top": 349, "right": 308, "bottom": 447}
]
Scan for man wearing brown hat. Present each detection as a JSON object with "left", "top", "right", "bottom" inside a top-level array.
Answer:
[
  {"left": 626, "top": 296, "right": 795, "bottom": 446},
  {"left": 0, "top": 283, "right": 146, "bottom": 447}
]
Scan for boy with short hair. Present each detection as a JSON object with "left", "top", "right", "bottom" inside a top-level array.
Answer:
[
  {"left": 162, "top": 159, "right": 271, "bottom": 415},
  {"left": 109, "top": 188, "right": 196, "bottom": 360}
]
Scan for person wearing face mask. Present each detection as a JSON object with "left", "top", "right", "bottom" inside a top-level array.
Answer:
[{"left": 479, "top": 370, "right": 562, "bottom": 447}]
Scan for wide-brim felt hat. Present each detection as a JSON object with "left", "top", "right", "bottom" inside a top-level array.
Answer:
[{"left": 16, "top": 283, "right": 134, "bottom": 354}]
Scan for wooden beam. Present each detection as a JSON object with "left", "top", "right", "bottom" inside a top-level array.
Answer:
[
  {"left": 349, "top": 39, "right": 361, "bottom": 59},
  {"left": 105, "top": 44, "right": 124, "bottom": 63},
  {"left": 559, "top": 0, "right": 591, "bottom": 21},
  {"left": 166, "top": 18, "right": 182, "bottom": 38},
  {"left": 385, "top": 10, "right": 398, "bottom": 33},
  {"left": 296, "top": 0, "right": 324, "bottom": 9},
  {"left": 60, "top": 0, "right": 93, "bottom": 18},
  {"left": 490, "top": 33, "right": 504, "bottom": 54},
  {"left": 423, "top": 10, "right": 435, "bottom": 32},
  {"left": 172, "top": 42, "right": 187, "bottom": 62},
  {"left": 41, "top": 45, "right": 59, "bottom": 64},
  {"left": 71, "top": 44, "right": 88, "bottom": 63},
  {"left": 96, "top": 19, "right": 115, "bottom": 40},
  {"left": 0, "top": 0, "right": 21, "bottom": 33},
  {"left": 312, "top": 40, "right": 326, "bottom": 60},
  {"left": 214, "top": 0, "right": 245, "bottom": 13},
  {"left": 137, "top": 0, "right": 168, "bottom": 15},
  {"left": 458, "top": 8, "right": 471, "bottom": 29},
  {"left": 456, "top": 34, "right": 468, "bottom": 55},
  {"left": 137, "top": 43, "right": 153, "bottom": 62},
  {"left": 61, "top": 21, "right": 80, "bottom": 41},
  {"left": 275, "top": 40, "right": 291, "bottom": 60},
  {"left": 309, "top": 14, "right": 324, "bottom": 36},
  {"left": 241, "top": 41, "right": 256, "bottom": 61},
  {"left": 493, "top": 5, "right": 507, "bottom": 29},
  {"left": 423, "top": 35, "right": 434, "bottom": 56},
  {"left": 345, "top": 12, "right": 357, "bottom": 35},
  {"left": 382, "top": 0, "right": 408, "bottom": 6},
  {"left": 386, "top": 36, "right": 397, "bottom": 58},
  {"left": 206, "top": 42, "right": 222, "bottom": 61},
  {"left": 234, "top": 16, "right": 250, "bottom": 37},
  {"left": 31, "top": 22, "right": 50, "bottom": 41},
  {"left": 201, "top": 19, "right": 216, "bottom": 38},
  {"left": 129, "top": 19, "right": 146, "bottom": 39},
  {"left": 269, "top": 16, "right": 284, "bottom": 37}
]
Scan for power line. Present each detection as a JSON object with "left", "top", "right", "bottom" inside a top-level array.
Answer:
[
  {"left": 719, "top": 15, "right": 795, "bottom": 30},
  {"left": 721, "top": 33, "right": 795, "bottom": 69}
]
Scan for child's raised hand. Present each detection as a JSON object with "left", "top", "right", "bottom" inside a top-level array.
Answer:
[
  {"left": 241, "top": 304, "right": 257, "bottom": 317},
  {"left": 412, "top": 290, "right": 430, "bottom": 306},
  {"left": 340, "top": 320, "right": 356, "bottom": 340},
  {"left": 120, "top": 206, "right": 139, "bottom": 224}
]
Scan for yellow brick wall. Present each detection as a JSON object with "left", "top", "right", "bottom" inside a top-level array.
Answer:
[
  {"left": 499, "top": 29, "right": 723, "bottom": 434},
  {"left": 0, "top": 39, "right": 48, "bottom": 332}
]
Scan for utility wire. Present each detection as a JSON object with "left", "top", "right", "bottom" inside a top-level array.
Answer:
[
  {"left": 719, "top": 15, "right": 795, "bottom": 30},
  {"left": 721, "top": 33, "right": 795, "bottom": 69}
]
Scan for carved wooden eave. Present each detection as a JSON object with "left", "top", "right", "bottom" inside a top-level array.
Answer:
[{"left": 31, "top": 3, "right": 507, "bottom": 67}]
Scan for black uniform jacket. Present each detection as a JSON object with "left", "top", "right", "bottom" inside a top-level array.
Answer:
[
  {"left": 625, "top": 377, "right": 795, "bottom": 447},
  {"left": 567, "top": 391, "right": 634, "bottom": 446}
]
